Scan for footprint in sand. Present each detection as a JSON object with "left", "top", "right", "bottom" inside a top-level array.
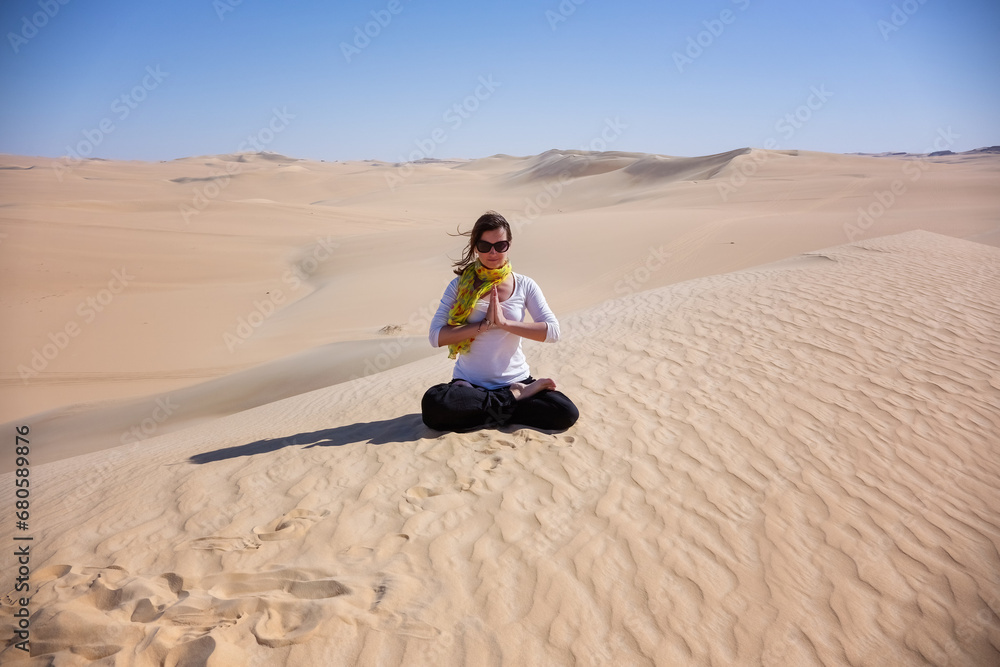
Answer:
[
  {"left": 36, "top": 564, "right": 74, "bottom": 582},
  {"left": 179, "top": 536, "right": 261, "bottom": 552},
  {"left": 115, "top": 577, "right": 185, "bottom": 625},
  {"left": 164, "top": 636, "right": 247, "bottom": 667},
  {"left": 253, "top": 508, "right": 329, "bottom": 541},
  {"left": 340, "top": 533, "right": 411, "bottom": 566},
  {"left": 403, "top": 485, "right": 467, "bottom": 512},
  {"left": 200, "top": 571, "right": 351, "bottom": 600},
  {"left": 375, "top": 533, "right": 410, "bottom": 558},
  {"left": 476, "top": 455, "right": 503, "bottom": 472},
  {"left": 548, "top": 434, "right": 577, "bottom": 448},
  {"left": 455, "top": 477, "right": 480, "bottom": 492},
  {"left": 404, "top": 485, "right": 445, "bottom": 500},
  {"left": 131, "top": 597, "right": 169, "bottom": 623},
  {"left": 2, "top": 564, "right": 73, "bottom": 605}
]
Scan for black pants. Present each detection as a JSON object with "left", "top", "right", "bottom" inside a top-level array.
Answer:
[{"left": 421, "top": 376, "right": 579, "bottom": 432}]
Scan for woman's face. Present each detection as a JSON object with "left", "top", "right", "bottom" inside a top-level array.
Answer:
[{"left": 475, "top": 228, "right": 510, "bottom": 270}]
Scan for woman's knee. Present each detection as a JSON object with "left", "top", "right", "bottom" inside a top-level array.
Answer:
[
  {"left": 421, "top": 382, "right": 490, "bottom": 431},
  {"left": 420, "top": 384, "right": 451, "bottom": 429},
  {"left": 510, "top": 392, "right": 579, "bottom": 431},
  {"left": 550, "top": 397, "right": 579, "bottom": 430},
  {"left": 542, "top": 390, "right": 579, "bottom": 429}
]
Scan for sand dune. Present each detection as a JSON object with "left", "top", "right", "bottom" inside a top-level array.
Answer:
[
  {"left": 4, "top": 147, "right": 998, "bottom": 432},
  {"left": 503, "top": 147, "right": 753, "bottom": 185},
  {"left": 1, "top": 230, "right": 997, "bottom": 665},
  {"left": 2, "top": 147, "right": 1000, "bottom": 664},
  {"left": 507, "top": 150, "right": 639, "bottom": 181},
  {"left": 621, "top": 147, "right": 752, "bottom": 181}
]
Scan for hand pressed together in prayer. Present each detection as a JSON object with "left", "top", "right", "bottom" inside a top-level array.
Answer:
[{"left": 486, "top": 284, "right": 507, "bottom": 330}]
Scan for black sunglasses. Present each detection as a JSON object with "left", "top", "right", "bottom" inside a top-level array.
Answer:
[{"left": 476, "top": 240, "right": 510, "bottom": 253}]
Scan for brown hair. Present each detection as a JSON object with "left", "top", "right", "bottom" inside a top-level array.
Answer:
[{"left": 450, "top": 210, "right": 512, "bottom": 276}]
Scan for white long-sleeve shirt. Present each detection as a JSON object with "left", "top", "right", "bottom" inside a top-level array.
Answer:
[{"left": 428, "top": 272, "right": 560, "bottom": 389}]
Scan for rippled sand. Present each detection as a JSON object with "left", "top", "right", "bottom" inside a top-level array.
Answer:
[{"left": 2, "top": 228, "right": 997, "bottom": 665}]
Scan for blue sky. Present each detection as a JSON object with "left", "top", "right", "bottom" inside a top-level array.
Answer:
[{"left": 1, "top": 0, "right": 997, "bottom": 161}]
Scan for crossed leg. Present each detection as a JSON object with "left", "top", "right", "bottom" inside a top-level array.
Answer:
[{"left": 421, "top": 377, "right": 576, "bottom": 432}]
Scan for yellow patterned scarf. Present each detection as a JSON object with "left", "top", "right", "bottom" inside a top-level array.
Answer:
[{"left": 446, "top": 259, "right": 512, "bottom": 359}]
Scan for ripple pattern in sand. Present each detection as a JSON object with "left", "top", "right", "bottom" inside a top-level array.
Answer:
[{"left": 3, "top": 231, "right": 999, "bottom": 666}]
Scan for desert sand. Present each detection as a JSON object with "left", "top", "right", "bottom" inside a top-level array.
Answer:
[{"left": 1, "top": 148, "right": 998, "bottom": 665}]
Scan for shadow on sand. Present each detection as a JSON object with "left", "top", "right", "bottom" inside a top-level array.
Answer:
[
  {"left": 187, "top": 414, "right": 432, "bottom": 464},
  {"left": 187, "top": 413, "right": 564, "bottom": 465}
]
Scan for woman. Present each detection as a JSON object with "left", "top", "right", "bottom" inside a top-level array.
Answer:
[{"left": 421, "top": 211, "right": 579, "bottom": 432}]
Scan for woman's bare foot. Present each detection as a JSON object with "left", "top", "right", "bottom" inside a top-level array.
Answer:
[{"left": 510, "top": 378, "right": 556, "bottom": 401}]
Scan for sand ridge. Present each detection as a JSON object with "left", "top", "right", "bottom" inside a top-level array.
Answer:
[{"left": 1, "top": 230, "right": 997, "bottom": 665}]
